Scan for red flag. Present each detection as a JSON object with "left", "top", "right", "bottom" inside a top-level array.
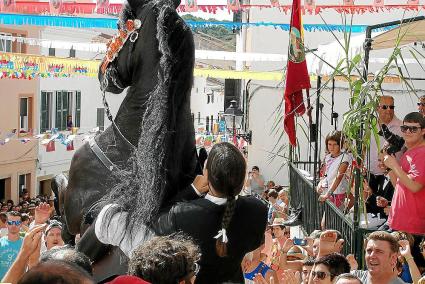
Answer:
[
  {"left": 66, "top": 141, "right": 74, "bottom": 151},
  {"left": 46, "top": 140, "right": 55, "bottom": 152},
  {"left": 185, "top": 0, "right": 198, "bottom": 11},
  {"left": 284, "top": 0, "right": 311, "bottom": 146}
]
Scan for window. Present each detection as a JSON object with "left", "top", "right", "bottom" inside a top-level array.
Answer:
[
  {"left": 42, "top": 90, "right": 81, "bottom": 132},
  {"left": 197, "top": 112, "right": 201, "bottom": 124},
  {"left": 211, "top": 93, "right": 214, "bottom": 104},
  {"left": 0, "top": 32, "right": 12, "bottom": 52},
  {"left": 49, "top": 47, "right": 55, "bottom": 56},
  {"left": 40, "top": 91, "right": 52, "bottom": 133},
  {"left": 20, "top": 98, "right": 29, "bottom": 132},
  {"left": 18, "top": 174, "right": 30, "bottom": 196},
  {"left": 191, "top": 113, "right": 194, "bottom": 124},
  {"left": 206, "top": 116, "right": 209, "bottom": 132},
  {"left": 69, "top": 48, "right": 76, "bottom": 58},
  {"left": 55, "top": 91, "right": 70, "bottom": 130},
  {"left": 97, "top": 108, "right": 105, "bottom": 131},
  {"left": 74, "top": 91, "right": 81, "bottom": 127},
  {"left": 210, "top": 115, "right": 214, "bottom": 130}
]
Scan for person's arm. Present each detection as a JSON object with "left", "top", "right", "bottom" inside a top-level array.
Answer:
[
  {"left": 319, "top": 162, "right": 349, "bottom": 201},
  {"left": 399, "top": 240, "right": 421, "bottom": 284},
  {"left": 384, "top": 155, "right": 424, "bottom": 193},
  {"left": 278, "top": 239, "right": 303, "bottom": 271},
  {"left": 1, "top": 225, "right": 46, "bottom": 283}
]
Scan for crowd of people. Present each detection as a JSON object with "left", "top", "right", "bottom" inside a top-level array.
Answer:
[{"left": 0, "top": 96, "right": 424, "bottom": 284}]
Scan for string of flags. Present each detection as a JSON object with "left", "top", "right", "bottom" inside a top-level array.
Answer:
[
  {"left": 0, "top": 1, "right": 424, "bottom": 15},
  {"left": 0, "top": 127, "right": 100, "bottom": 152},
  {"left": 195, "top": 133, "right": 247, "bottom": 150}
]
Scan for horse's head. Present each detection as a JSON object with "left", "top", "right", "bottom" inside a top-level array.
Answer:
[{"left": 98, "top": 0, "right": 181, "bottom": 94}]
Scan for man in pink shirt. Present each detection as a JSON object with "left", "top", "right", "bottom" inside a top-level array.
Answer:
[{"left": 384, "top": 112, "right": 425, "bottom": 235}]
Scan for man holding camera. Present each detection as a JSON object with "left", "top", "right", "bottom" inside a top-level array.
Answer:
[
  {"left": 368, "top": 96, "right": 402, "bottom": 202},
  {"left": 247, "top": 166, "right": 265, "bottom": 196},
  {"left": 383, "top": 112, "right": 425, "bottom": 235}
]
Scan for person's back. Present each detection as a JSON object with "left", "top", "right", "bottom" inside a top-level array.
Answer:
[{"left": 169, "top": 196, "right": 267, "bottom": 283}]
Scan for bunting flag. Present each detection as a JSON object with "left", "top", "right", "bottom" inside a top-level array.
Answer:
[
  {"left": 342, "top": 0, "right": 355, "bottom": 5},
  {"left": 185, "top": 0, "right": 198, "bottom": 12},
  {"left": 304, "top": 0, "right": 315, "bottom": 11},
  {"left": 284, "top": 0, "right": 311, "bottom": 146},
  {"left": 0, "top": 52, "right": 98, "bottom": 79},
  {"left": 407, "top": 0, "right": 419, "bottom": 4},
  {"left": 45, "top": 140, "right": 55, "bottom": 152},
  {"left": 49, "top": 0, "right": 62, "bottom": 14},
  {"left": 95, "top": 0, "right": 110, "bottom": 14},
  {"left": 270, "top": 0, "right": 280, "bottom": 7},
  {"left": 1, "top": 0, "right": 15, "bottom": 12},
  {"left": 66, "top": 141, "right": 74, "bottom": 151},
  {"left": 373, "top": 0, "right": 384, "bottom": 7},
  {"left": 227, "top": 0, "right": 240, "bottom": 11}
]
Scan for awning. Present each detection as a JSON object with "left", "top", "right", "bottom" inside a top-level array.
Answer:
[{"left": 372, "top": 19, "right": 425, "bottom": 50}]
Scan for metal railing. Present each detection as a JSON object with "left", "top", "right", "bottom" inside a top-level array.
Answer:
[{"left": 289, "top": 162, "right": 373, "bottom": 262}]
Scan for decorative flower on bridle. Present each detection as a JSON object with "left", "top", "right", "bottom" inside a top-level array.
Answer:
[{"left": 100, "top": 19, "right": 142, "bottom": 74}]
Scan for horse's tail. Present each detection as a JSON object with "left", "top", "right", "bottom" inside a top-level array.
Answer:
[{"left": 51, "top": 174, "right": 68, "bottom": 217}]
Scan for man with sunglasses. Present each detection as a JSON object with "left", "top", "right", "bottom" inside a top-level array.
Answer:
[
  {"left": 369, "top": 96, "right": 403, "bottom": 196},
  {"left": 418, "top": 95, "right": 425, "bottom": 117},
  {"left": 0, "top": 211, "right": 23, "bottom": 279},
  {"left": 383, "top": 112, "right": 425, "bottom": 236}
]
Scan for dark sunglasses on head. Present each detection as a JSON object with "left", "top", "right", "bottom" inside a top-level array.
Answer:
[
  {"left": 418, "top": 102, "right": 425, "bottom": 107},
  {"left": 311, "top": 271, "right": 332, "bottom": 280},
  {"left": 400, "top": 125, "right": 423, "bottom": 133},
  {"left": 7, "top": 220, "right": 22, "bottom": 226},
  {"left": 380, "top": 105, "right": 395, "bottom": 110}
]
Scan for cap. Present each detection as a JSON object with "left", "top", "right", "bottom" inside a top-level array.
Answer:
[{"left": 45, "top": 220, "right": 63, "bottom": 235}]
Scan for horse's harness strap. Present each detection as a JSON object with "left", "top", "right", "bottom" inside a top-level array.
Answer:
[{"left": 89, "top": 138, "right": 116, "bottom": 172}]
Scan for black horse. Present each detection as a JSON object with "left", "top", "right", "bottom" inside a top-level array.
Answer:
[{"left": 53, "top": 0, "right": 198, "bottom": 280}]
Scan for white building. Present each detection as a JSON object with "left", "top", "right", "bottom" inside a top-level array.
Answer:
[{"left": 243, "top": 0, "right": 425, "bottom": 185}]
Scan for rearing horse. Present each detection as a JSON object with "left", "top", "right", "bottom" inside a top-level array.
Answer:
[{"left": 53, "top": 0, "right": 198, "bottom": 279}]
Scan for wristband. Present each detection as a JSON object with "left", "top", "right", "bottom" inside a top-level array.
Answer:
[{"left": 405, "top": 256, "right": 414, "bottom": 262}]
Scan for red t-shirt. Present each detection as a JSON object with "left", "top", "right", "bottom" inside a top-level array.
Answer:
[{"left": 388, "top": 145, "right": 425, "bottom": 235}]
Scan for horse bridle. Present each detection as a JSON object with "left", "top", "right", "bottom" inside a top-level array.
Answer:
[{"left": 93, "top": 16, "right": 146, "bottom": 172}]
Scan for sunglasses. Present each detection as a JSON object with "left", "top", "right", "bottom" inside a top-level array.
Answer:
[
  {"left": 379, "top": 105, "right": 395, "bottom": 110},
  {"left": 311, "top": 271, "right": 333, "bottom": 280},
  {"left": 7, "top": 220, "right": 22, "bottom": 226},
  {"left": 417, "top": 102, "right": 425, "bottom": 107},
  {"left": 400, "top": 125, "right": 423, "bottom": 133}
]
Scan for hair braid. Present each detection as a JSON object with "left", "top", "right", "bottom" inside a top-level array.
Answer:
[{"left": 215, "top": 196, "right": 236, "bottom": 257}]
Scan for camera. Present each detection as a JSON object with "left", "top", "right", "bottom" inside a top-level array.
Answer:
[{"left": 378, "top": 124, "right": 404, "bottom": 155}]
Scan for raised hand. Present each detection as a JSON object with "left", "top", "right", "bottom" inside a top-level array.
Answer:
[
  {"left": 346, "top": 254, "right": 358, "bottom": 270},
  {"left": 253, "top": 273, "right": 274, "bottom": 284},
  {"left": 35, "top": 202, "right": 51, "bottom": 225},
  {"left": 20, "top": 224, "right": 46, "bottom": 258},
  {"left": 192, "top": 175, "right": 209, "bottom": 194},
  {"left": 281, "top": 270, "right": 300, "bottom": 284},
  {"left": 399, "top": 240, "right": 412, "bottom": 258}
]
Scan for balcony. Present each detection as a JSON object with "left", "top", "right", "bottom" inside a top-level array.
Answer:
[{"left": 289, "top": 162, "right": 374, "bottom": 264}]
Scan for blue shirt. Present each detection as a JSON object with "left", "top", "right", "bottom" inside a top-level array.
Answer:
[{"left": 0, "top": 236, "right": 23, "bottom": 279}]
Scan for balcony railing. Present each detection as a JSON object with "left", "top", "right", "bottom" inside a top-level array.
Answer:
[{"left": 289, "top": 162, "right": 373, "bottom": 264}]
